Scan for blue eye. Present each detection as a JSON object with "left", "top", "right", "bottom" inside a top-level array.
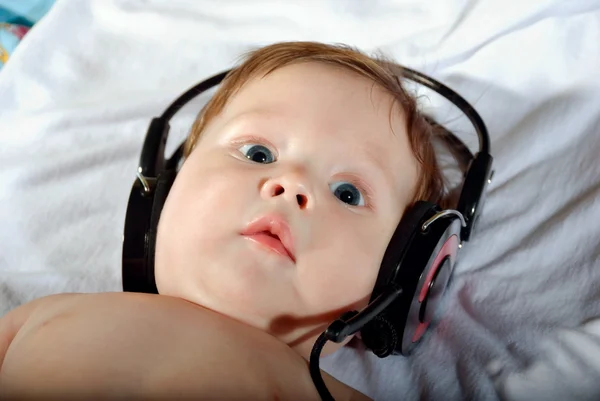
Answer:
[
  {"left": 330, "top": 181, "right": 365, "bottom": 207},
  {"left": 238, "top": 144, "right": 275, "bottom": 164}
]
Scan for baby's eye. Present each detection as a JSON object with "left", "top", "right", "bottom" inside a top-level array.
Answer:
[
  {"left": 330, "top": 181, "right": 366, "bottom": 207},
  {"left": 238, "top": 143, "right": 276, "bottom": 164}
]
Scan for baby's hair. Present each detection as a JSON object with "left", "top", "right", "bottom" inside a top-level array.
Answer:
[{"left": 184, "top": 41, "right": 448, "bottom": 209}]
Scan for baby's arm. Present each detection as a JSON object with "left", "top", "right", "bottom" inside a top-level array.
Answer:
[{"left": 0, "top": 294, "right": 75, "bottom": 371}]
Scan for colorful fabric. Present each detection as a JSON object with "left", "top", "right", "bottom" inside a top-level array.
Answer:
[{"left": 0, "top": 0, "right": 56, "bottom": 68}]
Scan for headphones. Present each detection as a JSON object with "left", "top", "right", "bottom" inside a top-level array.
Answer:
[{"left": 122, "top": 66, "right": 492, "bottom": 369}]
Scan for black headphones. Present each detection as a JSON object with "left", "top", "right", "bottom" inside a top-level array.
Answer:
[{"left": 122, "top": 66, "right": 493, "bottom": 399}]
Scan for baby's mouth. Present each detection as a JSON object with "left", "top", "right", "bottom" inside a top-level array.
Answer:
[
  {"left": 243, "top": 231, "right": 296, "bottom": 263},
  {"left": 240, "top": 214, "right": 296, "bottom": 263}
]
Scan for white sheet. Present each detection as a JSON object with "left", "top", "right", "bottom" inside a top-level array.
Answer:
[{"left": 1, "top": 1, "right": 600, "bottom": 400}]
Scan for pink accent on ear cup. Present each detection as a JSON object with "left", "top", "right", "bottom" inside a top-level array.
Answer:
[
  {"left": 418, "top": 234, "right": 459, "bottom": 303},
  {"left": 411, "top": 234, "right": 459, "bottom": 343},
  {"left": 412, "top": 321, "right": 430, "bottom": 342}
]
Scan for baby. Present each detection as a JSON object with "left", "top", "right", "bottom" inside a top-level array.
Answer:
[{"left": 0, "top": 42, "right": 448, "bottom": 400}]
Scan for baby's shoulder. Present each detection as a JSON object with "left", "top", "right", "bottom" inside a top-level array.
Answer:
[
  {"left": 2, "top": 292, "right": 82, "bottom": 340},
  {"left": 2, "top": 292, "right": 368, "bottom": 400}
]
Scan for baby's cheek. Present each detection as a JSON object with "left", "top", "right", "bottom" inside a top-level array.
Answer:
[
  {"left": 182, "top": 171, "right": 235, "bottom": 225},
  {"left": 155, "top": 166, "right": 238, "bottom": 291},
  {"left": 340, "top": 225, "right": 393, "bottom": 298},
  {"left": 307, "top": 233, "right": 381, "bottom": 312}
]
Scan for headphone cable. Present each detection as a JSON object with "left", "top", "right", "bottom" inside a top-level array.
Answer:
[{"left": 310, "top": 332, "right": 336, "bottom": 401}]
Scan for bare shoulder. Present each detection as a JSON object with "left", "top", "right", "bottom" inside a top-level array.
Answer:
[
  {"left": 0, "top": 293, "right": 82, "bottom": 366},
  {"left": 1, "top": 292, "right": 82, "bottom": 324},
  {"left": 1, "top": 292, "right": 370, "bottom": 400}
]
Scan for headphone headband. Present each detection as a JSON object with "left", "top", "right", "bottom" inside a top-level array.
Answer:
[{"left": 135, "top": 67, "right": 492, "bottom": 238}]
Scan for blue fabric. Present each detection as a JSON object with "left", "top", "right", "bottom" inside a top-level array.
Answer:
[
  {"left": 0, "top": 0, "right": 56, "bottom": 23},
  {"left": 0, "top": 0, "right": 56, "bottom": 69},
  {"left": 0, "top": 7, "right": 34, "bottom": 27}
]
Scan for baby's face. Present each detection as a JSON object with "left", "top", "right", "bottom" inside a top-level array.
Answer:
[{"left": 155, "top": 62, "right": 418, "bottom": 352}]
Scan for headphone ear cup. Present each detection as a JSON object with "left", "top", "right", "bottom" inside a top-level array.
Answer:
[
  {"left": 122, "top": 169, "right": 176, "bottom": 294},
  {"left": 362, "top": 201, "right": 462, "bottom": 357},
  {"left": 372, "top": 201, "right": 439, "bottom": 292},
  {"left": 361, "top": 201, "right": 438, "bottom": 356}
]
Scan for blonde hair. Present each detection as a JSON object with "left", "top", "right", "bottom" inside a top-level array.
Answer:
[{"left": 184, "top": 41, "right": 447, "bottom": 208}]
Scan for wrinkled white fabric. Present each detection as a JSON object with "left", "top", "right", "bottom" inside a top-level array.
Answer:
[{"left": 1, "top": 1, "right": 599, "bottom": 400}]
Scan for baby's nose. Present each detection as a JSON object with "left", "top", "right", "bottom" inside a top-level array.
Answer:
[{"left": 260, "top": 171, "right": 312, "bottom": 210}]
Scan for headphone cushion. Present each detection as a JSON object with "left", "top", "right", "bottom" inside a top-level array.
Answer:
[
  {"left": 373, "top": 200, "right": 440, "bottom": 293},
  {"left": 145, "top": 169, "right": 177, "bottom": 293}
]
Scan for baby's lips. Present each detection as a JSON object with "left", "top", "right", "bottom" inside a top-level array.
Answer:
[{"left": 241, "top": 214, "right": 296, "bottom": 262}]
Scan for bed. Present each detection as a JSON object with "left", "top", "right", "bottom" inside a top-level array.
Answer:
[{"left": 1, "top": 1, "right": 600, "bottom": 400}]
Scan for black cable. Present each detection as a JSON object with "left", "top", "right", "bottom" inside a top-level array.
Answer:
[
  {"left": 310, "top": 332, "right": 336, "bottom": 401},
  {"left": 309, "top": 285, "right": 403, "bottom": 400}
]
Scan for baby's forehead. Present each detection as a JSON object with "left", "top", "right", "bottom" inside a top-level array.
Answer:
[{"left": 220, "top": 62, "right": 407, "bottom": 136}]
